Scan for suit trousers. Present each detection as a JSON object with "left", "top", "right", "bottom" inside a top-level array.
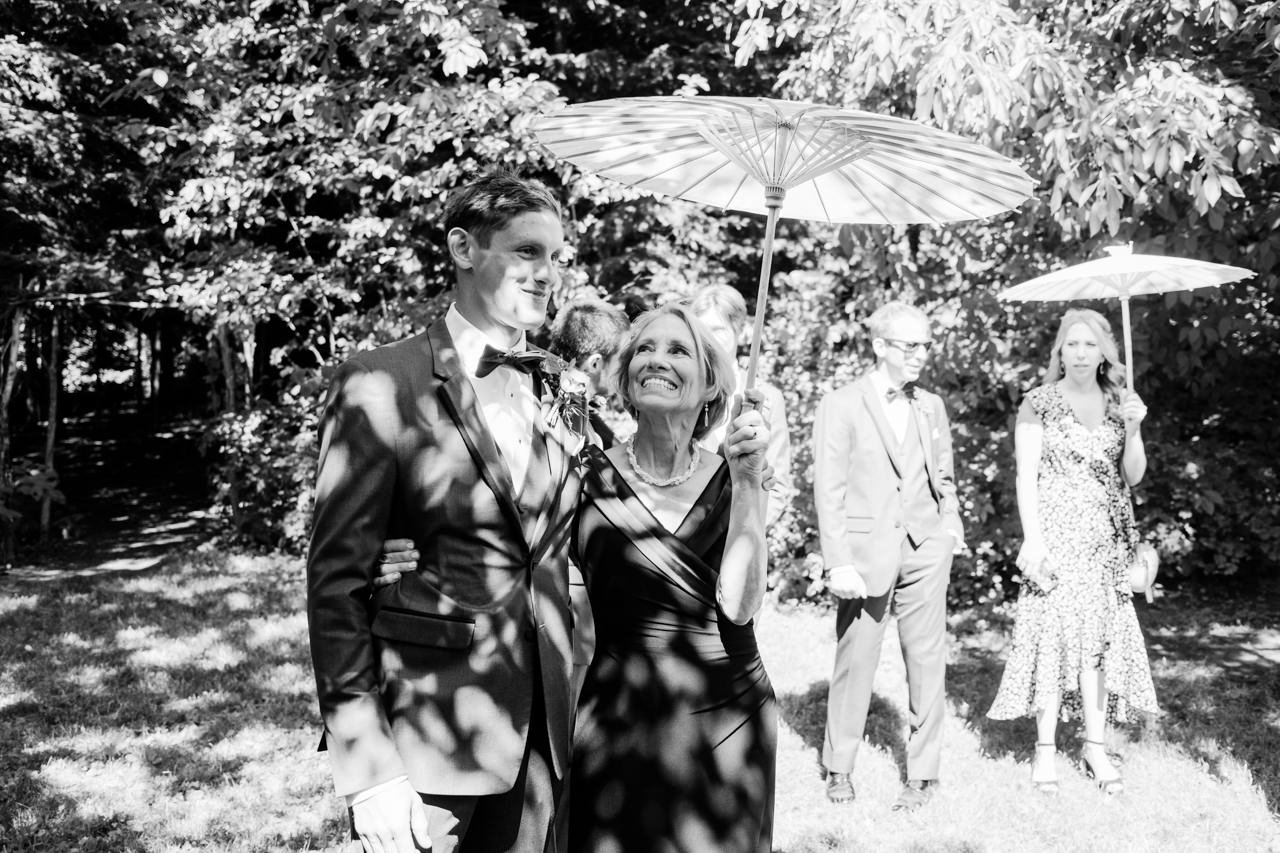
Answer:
[
  {"left": 349, "top": 684, "right": 561, "bottom": 853},
  {"left": 822, "top": 531, "right": 953, "bottom": 782}
]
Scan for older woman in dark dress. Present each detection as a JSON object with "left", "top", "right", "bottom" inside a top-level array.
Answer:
[{"left": 568, "top": 302, "right": 776, "bottom": 853}]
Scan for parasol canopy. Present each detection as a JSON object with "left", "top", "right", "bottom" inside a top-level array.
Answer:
[
  {"left": 998, "top": 244, "right": 1255, "bottom": 388},
  {"left": 533, "top": 95, "right": 1035, "bottom": 384}
]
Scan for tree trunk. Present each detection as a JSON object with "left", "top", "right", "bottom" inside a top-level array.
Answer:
[
  {"left": 134, "top": 322, "right": 148, "bottom": 407},
  {"left": 217, "top": 322, "right": 237, "bottom": 414},
  {"left": 148, "top": 323, "right": 159, "bottom": 403},
  {"left": 215, "top": 322, "right": 243, "bottom": 532},
  {"left": 0, "top": 306, "right": 27, "bottom": 564},
  {"left": 240, "top": 328, "right": 254, "bottom": 409},
  {"left": 24, "top": 319, "right": 41, "bottom": 426},
  {"left": 156, "top": 312, "right": 176, "bottom": 413},
  {"left": 40, "top": 313, "right": 59, "bottom": 542}
]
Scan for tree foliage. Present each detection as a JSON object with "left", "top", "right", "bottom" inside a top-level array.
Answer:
[{"left": 1, "top": 0, "right": 1276, "bottom": 595}]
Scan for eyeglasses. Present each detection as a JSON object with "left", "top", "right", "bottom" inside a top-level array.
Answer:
[{"left": 881, "top": 338, "right": 934, "bottom": 355}]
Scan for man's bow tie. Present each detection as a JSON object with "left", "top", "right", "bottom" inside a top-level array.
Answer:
[
  {"left": 885, "top": 383, "right": 917, "bottom": 402},
  {"left": 476, "top": 346, "right": 544, "bottom": 379}
]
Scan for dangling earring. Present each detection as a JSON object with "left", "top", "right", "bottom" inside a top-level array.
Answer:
[{"left": 702, "top": 402, "right": 709, "bottom": 427}]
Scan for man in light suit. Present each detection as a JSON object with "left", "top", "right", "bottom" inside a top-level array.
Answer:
[
  {"left": 307, "top": 172, "right": 582, "bottom": 853},
  {"left": 812, "top": 300, "right": 964, "bottom": 812}
]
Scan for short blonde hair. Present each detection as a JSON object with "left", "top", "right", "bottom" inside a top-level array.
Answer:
[
  {"left": 614, "top": 303, "right": 736, "bottom": 440},
  {"left": 867, "top": 301, "right": 930, "bottom": 341}
]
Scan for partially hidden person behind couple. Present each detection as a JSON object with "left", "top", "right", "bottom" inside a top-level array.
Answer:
[{"left": 305, "top": 170, "right": 777, "bottom": 853}]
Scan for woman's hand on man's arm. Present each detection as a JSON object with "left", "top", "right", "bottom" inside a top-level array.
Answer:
[{"left": 372, "top": 538, "right": 418, "bottom": 588}]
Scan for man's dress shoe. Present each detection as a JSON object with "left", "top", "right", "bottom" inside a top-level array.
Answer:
[
  {"left": 825, "top": 771, "right": 854, "bottom": 804},
  {"left": 891, "top": 779, "right": 938, "bottom": 812}
]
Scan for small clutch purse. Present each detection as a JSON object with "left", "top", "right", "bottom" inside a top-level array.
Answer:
[{"left": 1128, "top": 542, "right": 1159, "bottom": 595}]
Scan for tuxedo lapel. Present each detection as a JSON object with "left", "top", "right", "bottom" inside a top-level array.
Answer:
[
  {"left": 911, "top": 398, "right": 938, "bottom": 484},
  {"left": 856, "top": 377, "right": 905, "bottom": 478},
  {"left": 528, "top": 402, "right": 580, "bottom": 564},
  {"left": 533, "top": 349, "right": 570, "bottom": 510},
  {"left": 521, "top": 348, "right": 569, "bottom": 553},
  {"left": 429, "top": 322, "right": 528, "bottom": 548},
  {"left": 521, "top": 413, "right": 554, "bottom": 546}
]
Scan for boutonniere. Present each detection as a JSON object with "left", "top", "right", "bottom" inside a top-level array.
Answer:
[{"left": 538, "top": 354, "right": 590, "bottom": 439}]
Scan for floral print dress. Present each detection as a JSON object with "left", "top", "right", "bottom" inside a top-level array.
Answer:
[{"left": 988, "top": 383, "right": 1158, "bottom": 723}]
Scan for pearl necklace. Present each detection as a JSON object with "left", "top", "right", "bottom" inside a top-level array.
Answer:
[{"left": 625, "top": 436, "right": 701, "bottom": 488}]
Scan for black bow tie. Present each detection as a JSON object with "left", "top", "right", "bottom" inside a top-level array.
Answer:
[
  {"left": 885, "top": 383, "right": 917, "bottom": 402},
  {"left": 475, "top": 346, "right": 544, "bottom": 379}
]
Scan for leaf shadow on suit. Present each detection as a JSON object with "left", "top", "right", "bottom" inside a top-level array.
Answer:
[{"left": 307, "top": 322, "right": 580, "bottom": 807}]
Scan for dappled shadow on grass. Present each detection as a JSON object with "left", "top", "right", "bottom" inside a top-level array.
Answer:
[
  {"left": 777, "top": 829, "right": 985, "bottom": 853},
  {"left": 1139, "top": 594, "right": 1280, "bottom": 814},
  {"left": 0, "top": 553, "right": 345, "bottom": 850},
  {"left": 0, "top": 769, "right": 149, "bottom": 853},
  {"left": 777, "top": 679, "right": 908, "bottom": 776},
  {"left": 944, "top": 606, "right": 1038, "bottom": 763},
  {"left": 945, "top": 634, "right": 1033, "bottom": 763},
  {"left": 778, "top": 681, "right": 829, "bottom": 751}
]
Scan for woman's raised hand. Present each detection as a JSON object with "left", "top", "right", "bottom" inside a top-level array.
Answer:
[
  {"left": 372, "top": 538, "right": 418, "bottom": 588},
  {"left": 724, "top": 389, "right": 770, "bottom": 483},
  {"left": 1121, "top": 391, "right": 1148, "bottom": 437}
]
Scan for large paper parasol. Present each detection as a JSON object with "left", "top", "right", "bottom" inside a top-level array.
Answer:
[
  {"left": 998, "top": 244, "right": 1255, "bottom": 388},
  {"left": 532, "top": 94, "right": 1035, "bottom": 385}
]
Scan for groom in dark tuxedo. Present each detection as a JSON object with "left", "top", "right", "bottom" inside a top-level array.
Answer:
[{"left": 307, "top": 172, "right": 582, "bottom": 852}]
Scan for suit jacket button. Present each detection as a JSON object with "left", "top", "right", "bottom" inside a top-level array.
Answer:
[{"left": 893, "top": 521, "right": 902, "bottom": 528}]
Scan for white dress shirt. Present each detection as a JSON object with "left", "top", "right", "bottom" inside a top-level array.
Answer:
[
  {"left": 445, "top": 305, "right": 542, "bottom": 488},
  {"left": 869, "top": 369, "right": 911, "bottom": 444}
]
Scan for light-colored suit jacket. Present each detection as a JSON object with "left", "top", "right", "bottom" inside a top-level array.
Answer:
[{"left": 812, "top": 373, "right": 963, "bottom": 596}]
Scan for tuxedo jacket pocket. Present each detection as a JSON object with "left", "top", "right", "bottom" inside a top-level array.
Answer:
[
  {"left": 371, "top": 607, "right": 475, "bottom": 649},
  {"left": 845, "top": 515, "right": 874, "bottom": 534}
]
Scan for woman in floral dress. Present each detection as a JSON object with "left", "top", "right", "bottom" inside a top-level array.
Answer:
[{"left": 988, "top": 308, "right": 1159, "bottom": 795}]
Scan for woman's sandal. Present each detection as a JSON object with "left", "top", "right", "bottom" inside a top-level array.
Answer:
[
  {"left": 1031, "top": 742, "right": 1060, "bottom": 795},
  {"left": 1081, "top": 739, "right": 1125, "bottom": 795}
]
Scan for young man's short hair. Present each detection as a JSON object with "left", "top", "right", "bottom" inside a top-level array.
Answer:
[{"left": 442, "top": 171, "right": 563, "bottom": 247}]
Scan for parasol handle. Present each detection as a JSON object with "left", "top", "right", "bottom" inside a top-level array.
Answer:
[
  {"left": 1120, "top": 296, "right": 1134, "bottom": 392},
  {"left": 744, "top": 188, "right": 784, "bottom": 392}
]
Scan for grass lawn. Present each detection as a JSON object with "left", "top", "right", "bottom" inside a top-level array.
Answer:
[{"left": 2, "top": 550, "right": 1278, "bottom": 852}]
